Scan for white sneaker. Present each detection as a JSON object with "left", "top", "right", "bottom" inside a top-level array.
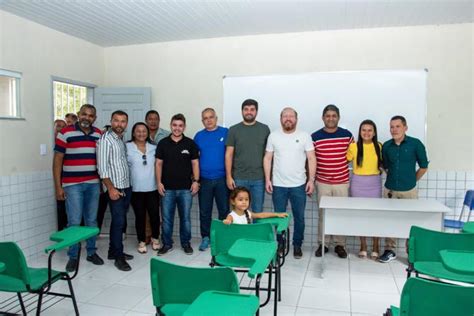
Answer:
[
  {"left": 137, "top": 242, "right": 147, "bottom": 254},
  {"left": 151, "top": 238, "right": 161, "bottom": 251}
]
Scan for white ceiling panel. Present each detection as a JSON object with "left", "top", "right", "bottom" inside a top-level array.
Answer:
[{"left": 0, "top": 0, "right": 472, "bottom": 47}]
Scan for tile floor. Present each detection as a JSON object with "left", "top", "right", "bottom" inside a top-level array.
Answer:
[{"left": 0, "top": 236, "right": 409, "bottom": 316}]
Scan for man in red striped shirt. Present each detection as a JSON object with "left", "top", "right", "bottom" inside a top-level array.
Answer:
[
  {"left": 312, "top": 104, "right": 353, "bottom": 259},
  {"left": 53, "top": 104, "right": 104, "bottom": 272}
]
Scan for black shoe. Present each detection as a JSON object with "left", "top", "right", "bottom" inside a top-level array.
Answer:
[
  {"left": 183, "top": 244, "right": 194, "bottom": 255},
  {"left": 86, "top": 253, "right": 104, "bottom": 265},
  {"left": 315, "top": 245, "right": 329, "bottom": 257},
  {"left": 65, "top": 259, "right": 78, "bottom": 272},
  {"left": 335, "top": 245, "right": 348, "bottom": 259},
  {"left": 108, "top": 252, "right": 134, "bottom": 260},
  {"left": 114, "top": 257, "right": 132, "bottom": 271},
  {"left": 277, "top": 243, "right": 285, "bottom": 256},
  {"left": 293, "top": 247, "right": 303, "bottom": 259},
  {"left": 157, "top": 245, "right": 173, "bottom": 256},
  {"left": 378, "top": 250, "right": 397, "bottom": 263}
]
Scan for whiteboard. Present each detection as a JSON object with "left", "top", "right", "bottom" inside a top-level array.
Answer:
[{"left": 223, "top": 70, "right": 427, "bottom": 144}]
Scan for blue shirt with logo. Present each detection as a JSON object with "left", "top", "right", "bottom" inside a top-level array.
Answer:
[{"left": 194, "top": 126, "right": 228, "bottom": 180}]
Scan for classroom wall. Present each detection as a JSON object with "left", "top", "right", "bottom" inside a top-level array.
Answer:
[
  {"left": 0, "top": 11, "right": 104, "bottom": 175},
  {"left": 104, "top": 23, "right": 473, "bottom": 171},
  {"left": 0, "top": 11, "right": 104, "bottom": 257}
]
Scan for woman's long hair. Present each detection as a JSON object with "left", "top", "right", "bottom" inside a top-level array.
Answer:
[{"left": 356, "top": 119, "right": 382, "bottom": 171}]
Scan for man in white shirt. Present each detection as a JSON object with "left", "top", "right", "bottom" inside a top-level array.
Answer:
[{"left": 263, "top": 107, "right": 316, "bottom": 258}]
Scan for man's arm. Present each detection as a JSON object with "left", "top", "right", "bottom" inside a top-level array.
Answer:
[
  {"left": 155, "top": 158, "right": 165, "bottom": 196},
  {"left": 53, "top": 152, "right": 65, "bottom": 200},
  {"left": 416, "top": 168, "right": 428, "bottom": 181},
  {"left": 97, "top": 139, "right": 121, "bottom": 200},
  {"left": 263, "top": 151, "right": 274, "bottom": 193},
  {"left": 306, "top": 150, "right": 316, "bottom": 195},
  {"left": 225, "top": 146, "right": 236, "bottom": 190},
  {"left": 190, "top": 159, "right": 200, "bottom": 195}
]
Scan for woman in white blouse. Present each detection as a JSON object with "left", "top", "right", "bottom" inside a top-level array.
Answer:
[{"left": 126, "top": 122, "right": 160, "bottom": 253}]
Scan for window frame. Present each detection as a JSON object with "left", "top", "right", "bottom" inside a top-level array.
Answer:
[
  {"left": 51, "top": 76, "right": 97, "bottom": 121},
  {"left": 0, "top": 68, "right": 23, "bottom": 120}
]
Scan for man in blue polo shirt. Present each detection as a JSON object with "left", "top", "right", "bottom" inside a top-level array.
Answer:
[
  {"left": 380, "top": 115, "right": 429, "bottom": 263},
  {"left": 194, "top": 108, "right": 229, "bottom": 251}
]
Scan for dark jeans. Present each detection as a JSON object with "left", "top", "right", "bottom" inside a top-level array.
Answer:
[
  {"left": 56, "top": 200, "right": 67, "bottom": 231},
  {"left": 198, "top": 177, "right": 229, "bottom": 238},
  {"left": 234, "top": 179, "right": 265, "bottom": 213},
  {"left": 131, "top": 190, "right": 161, "bottom": 242},
  {"left": 272, "top": 184, "right": 306, "bottom": 247},
  {"left": 97, "top": 192, "right": 109, "bottom": 232},
  {"left": 108, "top": 187, "right": 132, "bottom": 258},
  {"left": 161, "top": 189, "right": 192, "bottom": 247}
]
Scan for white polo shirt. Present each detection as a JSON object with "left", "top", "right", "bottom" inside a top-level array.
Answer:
[{"left": 266, "top": 129, "right": 314, "bottom": 187}]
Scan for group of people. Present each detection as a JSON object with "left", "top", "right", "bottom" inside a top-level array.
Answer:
[{"left": 52, "top": 99, "right": 428, "bottom": 273}]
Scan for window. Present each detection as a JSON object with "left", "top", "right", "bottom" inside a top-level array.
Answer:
[
  {"left": 53, "top": 80, "right": 92, "bottom": 120},
  {"left": 0, "top": 69, "right": 21, "bottom": 118}
]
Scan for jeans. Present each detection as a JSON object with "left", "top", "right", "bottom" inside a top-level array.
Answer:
[
  {"left": 272, "top": 184, "right": 306, "bottom": 247},
  {"left": 198, "top": 177, "right": 229, "bottom": 238},
  {"left": 161, "top": 189, "right": 192, "bottom": 247},
  {"left": 64, "top": 183, "right": 100, "bottom": 259},
  {"left": 131, "top": 190, "right": 161, "bottom": 242},
  {"left": 234, "top": 179, "right": 265, "bottom": 213},
  {"left": 108, "top": 187, "right": 132, "bottom": 258}
]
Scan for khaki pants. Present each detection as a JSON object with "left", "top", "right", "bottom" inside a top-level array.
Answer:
[
  {"left": 317, "top": 181, "right": 349, "bottom": 247},
  {"left": 383, "top": 188, "right": 418, "bottom": 250}
]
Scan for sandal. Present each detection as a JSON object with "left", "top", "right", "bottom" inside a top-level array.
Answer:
[
  {"left": 137, "top": 242, "right": 147, "bottom": 254},
  {"left": 358, "top": 250, "right": 367, "bottom": 258},
  {"left": 370, "top": 251, "right": 379, "bottom": 260}
]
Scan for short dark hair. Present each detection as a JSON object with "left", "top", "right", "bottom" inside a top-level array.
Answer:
[
  {"left": 322, "top": 104, "right": 340, "bottom": 117},
  {"left": 79, "top": 104, "right": 96, "bottom": 114},
  {"left": 111, "top": 110, "right": 128, "bottom": 120},
  {"left": 171, "top": 113, "right": 186, "bottom": 124},
  {"left": 241, "top": 99, "right": 258, "bottom": 111},
  {"left": 129, "top": 122, "right": 152, "bottom": 143},
  {"left": 390, "top": 115, "right": 407, "bottom": 126},
  {"left": 145, "top": 110, "right": 160, "bottom": 120}
]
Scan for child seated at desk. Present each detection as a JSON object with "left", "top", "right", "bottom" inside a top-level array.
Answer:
[{"left": 223, "top": 186, "right": 288, "bottom": 225}]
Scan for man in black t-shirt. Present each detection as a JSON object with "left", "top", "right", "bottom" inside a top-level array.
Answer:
[{"left": 155, "top": 113, "right": 200, "bottom": 255}]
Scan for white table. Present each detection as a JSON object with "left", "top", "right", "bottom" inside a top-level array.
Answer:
[{"left": 319, "top": 196, "right": 451, "bottom": 277}]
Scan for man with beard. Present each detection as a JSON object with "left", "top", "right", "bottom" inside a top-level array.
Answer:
[
  {"left": 263, "top": 107, "right": 316, "bottom": 258},
  {"left": 53, "top": 104, "right": 104, "bottom": 272},
  {"left": 312, "top": 104, "right": 353, "bottom": 259},
  {"left": 225, "top": 99, "right": 270, "bottom": 213},
  {"left": 97, "top": 110, "right": 134, "bottom": 271}
]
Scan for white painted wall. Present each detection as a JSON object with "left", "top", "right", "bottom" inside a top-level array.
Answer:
[
  {"left": 0, "top": 11, "right": 104, "bottom": 175},
  {"left": 104, "top": 23, "right": 473, "bottom": 171}
]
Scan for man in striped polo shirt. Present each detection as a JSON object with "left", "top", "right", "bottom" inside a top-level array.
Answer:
[
  {"left": 312, "top": 104, "right": 353, "bottom": 259},
  {"left": 53, "top": 104, "right": 104, "bottom": 272}
]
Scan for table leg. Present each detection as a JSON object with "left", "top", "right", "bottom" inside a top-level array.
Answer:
[{"left": 320, "top": 208, "right": 325, "bottom": 279}]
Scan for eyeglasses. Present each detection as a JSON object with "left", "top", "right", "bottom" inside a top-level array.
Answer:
[{"left": 142, "top": 154, "right": 147, "bottom": 165}]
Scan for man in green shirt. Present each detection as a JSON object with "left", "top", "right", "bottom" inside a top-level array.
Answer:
[
  {"left": 225, "top": 99, "right": 270, "bottom": 213},
  {"left": 380, "top": 115, "right": 429, "bottom": 263}
]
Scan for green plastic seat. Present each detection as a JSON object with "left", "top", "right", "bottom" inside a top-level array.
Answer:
[
  {"left": 462, "top": 222, "right": 474, "bottom": 233},
  {"left": 0, "top": 226, "right": 99, "bottom": 315},
  {"left": 150, "top": 257, "right": 241, "bottom": 316},
  {"left": 408, "top": 226, "right": 474, "bottom": 283},
  {"left": 385, "top": 277, "right": 474, "bottom": 316}
]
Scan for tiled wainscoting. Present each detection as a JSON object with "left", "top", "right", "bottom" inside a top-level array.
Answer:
[{"left": 1, "top": 170, "right": 472, "bottom": 260}]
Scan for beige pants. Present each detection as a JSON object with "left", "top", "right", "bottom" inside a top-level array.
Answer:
[
  {"left": 383, "top": 187, "right": 418, "bottom": 249},
  {"left": 317, "top": 181, "right": 349, "bottom": 247}
]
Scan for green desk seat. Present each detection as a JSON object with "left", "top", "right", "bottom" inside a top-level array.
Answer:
[
  {"left": 439, "top": 250, "right": 474, "bottom": 275},
  {"left": 256, "top": 213, "right": 291, "bottom": 234},
  {"left": 228, "top": 239, "right": 277, "bottom": 278},
  {"left": 210, "top": 219, "right": 279, "bottom": 316},
  {"left": 182, "top": 291, "right": 259, "bottom": 316},
  {"left": 384, "top": 277, "right": 474, "bottom": 316},
  {"left": 0, "top": 226, "right": 99, "bottom": 315},
  {"left": 407, "top": 226, "right": 474, "bottom": 283},
  {"left": 150, "top": 257, "right": 247, "bottom": 316},
  {"left": 462, "top": 222, "right": 474, "bottom": 233}
]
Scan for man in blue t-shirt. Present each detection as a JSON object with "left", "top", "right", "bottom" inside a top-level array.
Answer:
[{"left": 194, "top": 108, "right": 229, "bottom": 251}]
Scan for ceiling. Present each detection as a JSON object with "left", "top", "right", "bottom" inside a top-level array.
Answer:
[{"left": 1, "top": 0, "right": 473, "bottom": 47}]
